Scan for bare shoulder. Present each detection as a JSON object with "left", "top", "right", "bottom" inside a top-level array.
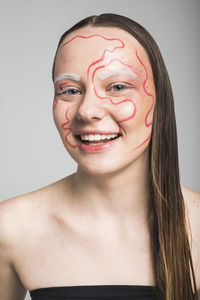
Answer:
[
  {"left": 0, "top": 194, "right": 33, "bottom": 248},
  {"left": 0, "top": 176, "right": 72, "bottom": 298},
  {"left": 182, "top": 185, "right": 200, "bottom": 224},
  {"left": 182, "top": 185, "right": 200, "bottom": 241},
  {"left": 0, "top": 187, "right": 45, "bottom": 251},
  {"left": 0, "top": 176, "right": 72, "bottom": 242},
  {"left": 0, "top": 193, "right": 38, "bottom": 299},
  {"left": 182, "top": 185, "right": 200, "bottom": 207}
]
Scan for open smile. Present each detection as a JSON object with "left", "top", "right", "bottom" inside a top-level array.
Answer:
[{"left": 75, "top": 133, "right": 122, "bottom": 153}]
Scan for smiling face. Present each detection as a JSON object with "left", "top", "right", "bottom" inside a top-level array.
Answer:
[{"left": 53, "top": 26, "right": 155, "bottom": 175}]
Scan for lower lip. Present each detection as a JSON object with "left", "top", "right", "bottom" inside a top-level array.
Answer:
[{"left": 78, "top": 137, "right": 121, "bottom": 153}]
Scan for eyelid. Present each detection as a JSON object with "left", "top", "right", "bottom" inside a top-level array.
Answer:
[
  {"left": 56, "top": 85, "right": 81, "bottom": 93},
  {"left": 55, "top": 79, "right": 82, "bottom": 89},
  {"left": 107, "top": 82, "right": 134, "bottom": 91}
]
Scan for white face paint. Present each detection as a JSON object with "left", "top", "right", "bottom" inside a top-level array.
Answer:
[
  {"left": 97, "top": 68, "right": 138, "bottom": 80},
  {"left": 54, "top": 72, "right": 81, "bottom": 83}
]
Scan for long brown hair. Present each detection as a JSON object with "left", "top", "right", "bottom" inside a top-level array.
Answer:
[{"left": 52, "top": 13, "right": 198, "bottom": 299}]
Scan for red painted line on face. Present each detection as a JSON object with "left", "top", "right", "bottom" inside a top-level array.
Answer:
[
  {"left": 58, "top": 34, "right": 124, "bottom": 78},
  {"left": 91, "top": 58, "right": 137, "bottom": 123},
  {"left": 53, "top": 97, "right": 59, "bottom": 109},
  {"left": 86, "top": 36, "right": 124, "bottom": 77},
  {"left": 60, "top": 34, "right": 123, "bottom": 49},
  {"left": 61, "top": 107, "right": 70, "bottom": 129},
  {"left": 58, "top": 34, "right": 154, "bottom": 152},
  {"left": 133, "top": 133, "right": 151, "bottom": 150},
  {"left": 90, "top": 52, "right": 154, "bottom": 150},
  {"left": 136, "top": 51, "right": 154, "bottom": 128},
  {"left": 58, "top": 34, "right": 126, "bottom": 150},
  {"left": 65, "top": 128, "right": 78, "bottom": 149},
  {"left": 54, "top": 83, "right": 69, "bottom": 108},
  {"left": 92, "top": 58, "right": 134, "bottom": 82},
  {"left": 61, "top": 107, "right": 78, "bottom": 149},
  {"left": 59, "top": 81, "right": 69, "bottom": 88}
]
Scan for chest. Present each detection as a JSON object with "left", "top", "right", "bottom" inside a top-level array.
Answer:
[{"left": 14, "top": 223, "right": 155, "bottom": 291}]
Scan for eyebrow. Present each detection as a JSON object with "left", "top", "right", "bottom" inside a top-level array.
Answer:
[
  {"left": 97, "top": 69, "right": 138, "bottom": 80},
  {"left": 54, "top": 73, "right": 81, "bottom": 83}
]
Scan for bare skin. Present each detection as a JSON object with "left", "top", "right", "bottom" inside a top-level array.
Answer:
[
  {"left": 0, "top": 177, "right": 200, "bottom": 299},
  {"left": 0, "top": 26, "right": 199, "bottom": 299}
]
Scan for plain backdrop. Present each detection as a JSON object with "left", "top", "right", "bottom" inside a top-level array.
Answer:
[{"left": 0, "top": 0, "right": 199, "bottom": 299}]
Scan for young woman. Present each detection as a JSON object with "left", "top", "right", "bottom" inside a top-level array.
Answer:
[{"left": 0, "top": 13, "right": 199, "bottom": 300}]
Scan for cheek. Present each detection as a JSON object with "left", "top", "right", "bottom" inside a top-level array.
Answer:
[
  {"left": 103, "top": 98, "right": 137, "bottom": 124},
  {"left": 100, "top": 87, "right": 154, "bottom": 131},
  {"left": 53, "top": 99, "right": 65, "bottom": 131},
  {"left": 53, "top": 99, "right": 79, "bottom": 149},
  {"left": 135, "top": 90, "right": 154, "bottom": 126},
  {"left": 123, "top": 93, "right": 155, "bottom": 151},
  {"left": 53, "top": 97, "right": 74, "bottom": 129}
]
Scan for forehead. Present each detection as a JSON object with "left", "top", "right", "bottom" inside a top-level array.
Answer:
[
  {"left": 61, "top": 26, "right": 141, "bottom": 48},
  {"left": 54, "top": 26, "right": 151, "bottom": 78}
]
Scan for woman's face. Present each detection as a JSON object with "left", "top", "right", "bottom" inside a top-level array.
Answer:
[{"left": 53, "top": 26, "right": 155, "bottom": 175}]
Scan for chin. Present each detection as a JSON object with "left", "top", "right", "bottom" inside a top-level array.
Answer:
[
  {"left": 78, "top": 160, "right": 119, "bottom": 176},
  {"left": 66, "top": 142, "right": 149, "bottom": 176},
  {"left": 75, "top": 156, "right": 139, "bottom": 177}
]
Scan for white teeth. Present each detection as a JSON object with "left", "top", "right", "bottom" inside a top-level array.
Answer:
[{"left": 80, "top": 133, "right": 119, "bottom": 141}]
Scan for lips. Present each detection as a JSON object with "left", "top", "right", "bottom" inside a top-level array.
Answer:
[{"left": 74, "top": 132, "right": 122, "bottom": 153}]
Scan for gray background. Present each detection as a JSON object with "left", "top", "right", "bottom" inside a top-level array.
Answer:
[{"left": 0, "top": 0, "right": 199, "bottom": 298}]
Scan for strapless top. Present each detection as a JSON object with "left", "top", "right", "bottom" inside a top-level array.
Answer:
[{"left": 29, "top": 284, "right": 157, "bottom": 299}]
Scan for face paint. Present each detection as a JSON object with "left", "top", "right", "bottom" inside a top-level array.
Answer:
[
  {"left": 54, "top": 81, "right": 79, "bottom": 148},
  {"left": 53, "top": 82, "right": 70, "bottom": 108},
  {"left": 61, "top": 107, "right": 78, "bottom": 149},
  {"left": 136, "top": 52, "right": 154, "bottom": 128},
  {"left": 91, "top": 58, "right": 137, "bottom": 123},
  {"left": 57, "top": 34, "right": 125, "bottom": 78},
  {"left": 54, "top": 73, "right": 81, "bottom": 83},
  {"left": 97, "top": 68, "right": 138, "bottom": 80},
  {"left": 53, "top": 97, "right": 59, "bottom": 109},
  {"left": 55, "top": 34, "right": 125, "bottom": 150},
  {"left": 130, "top": 51, "right": 154, "bottom": 150},
  {"left": 53, "top": 26, "right": 155, "bottom": 167}
]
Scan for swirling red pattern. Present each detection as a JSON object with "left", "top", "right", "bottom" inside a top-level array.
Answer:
[{"left": 57, "top": 34, "right": 154, "bottom": 150}]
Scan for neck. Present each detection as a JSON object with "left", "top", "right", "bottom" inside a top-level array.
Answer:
[{"left": 70, "top": 150, "right": 150, "bottom": 227}]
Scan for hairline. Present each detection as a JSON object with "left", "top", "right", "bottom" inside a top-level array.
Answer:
[{"left": 52, "top": 22, "right": 153, "bottom": 82}]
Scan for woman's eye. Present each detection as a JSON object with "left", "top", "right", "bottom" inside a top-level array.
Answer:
[
  {"left": 109, "top": 84, "right": 130, "bottom": 92},
  {"left": 57, "top": 87, "right": 81, "bottom": 96}
]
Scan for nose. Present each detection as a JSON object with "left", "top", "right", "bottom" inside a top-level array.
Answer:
[{"left": 76, "top": 90, "right": 106, "bottom": 122}]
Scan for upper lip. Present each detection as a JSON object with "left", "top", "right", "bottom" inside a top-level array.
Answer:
[{"left": 75, "top": 130, "right": 122, "bottom": 136}]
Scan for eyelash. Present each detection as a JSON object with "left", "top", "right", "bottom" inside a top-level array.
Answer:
[
  {"left": 108, "top": 83, "right": 131, "bottom": 92},
  {"left": 56, "top": 87, "right": 82, "bottom": 96},
  {"left": 56, "top": 82, "right": 132, "bottom": 97}
]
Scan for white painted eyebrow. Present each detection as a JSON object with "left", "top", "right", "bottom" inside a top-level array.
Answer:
[
  {"left": 54, "top": 73, "right": 80, "bottom": 83},
  {"left": 98, "top": 69, "right": 138, "bottom": 80}
]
